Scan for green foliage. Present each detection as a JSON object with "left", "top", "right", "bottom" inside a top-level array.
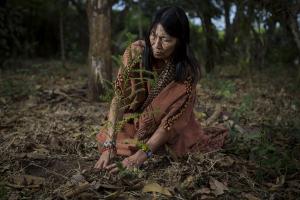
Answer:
[
  {"left": 227, "top": 127, "right": 299, "bottom": 182},
  {"left": 116, "top": 160, "right": 143, "bottom": 179},
  {"left": 99, "top": 79, "right": 114, "bottom": 102},
  {"left": 119, "top": 166, "right": 143, "bottom": 179},
  {"left": 233, "top": 94, "right": 254, "bottom": 120},
  {"left": 204, "top": 77, "right": 236, "bottom": 99},
  {"left": 0, "top": 77, "right": 36, "bottom": 98},
  {"left": 112, "top": 55, "right": 123, "bottom": 70}
]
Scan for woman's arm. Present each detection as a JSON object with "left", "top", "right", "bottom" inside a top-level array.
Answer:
[
  {"left": 145, "top": 126, "right": 170, "bottom": 153},
  {"left": 106, "top": 126, "right": 171, "bottom": 173},
  {"left": 106, "top": 95, "right": 124, "bottom": 141}
]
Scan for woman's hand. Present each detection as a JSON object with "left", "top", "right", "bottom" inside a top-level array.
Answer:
[
  {"left": 94, "top": 149, "right": 116, "bottom": 170},
  {"left": 106, "top": 150, "right": 147, "bottom": 173}
]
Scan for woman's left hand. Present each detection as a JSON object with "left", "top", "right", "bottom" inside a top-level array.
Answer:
[{"left": 106, "top": 150, "right": 147, "bottom": 173}]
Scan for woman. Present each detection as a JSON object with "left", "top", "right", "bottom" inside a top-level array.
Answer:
[{"left": 94, "top": 6, "right": 228, "bottom": 173}]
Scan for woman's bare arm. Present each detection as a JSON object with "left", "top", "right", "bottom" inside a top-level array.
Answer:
[
  {"left": 146, "top": 126, "right": 170, "bottom": 152},
  {"left": 106, "top": 95, "right": 124, "bottom": 141}
]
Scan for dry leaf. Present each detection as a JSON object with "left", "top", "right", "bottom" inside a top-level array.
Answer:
[
  {"left": 209, "top": 177, "right": 228, "bottom": 196},
  {"left": 26, "top": 149, "right": 48, "bottom": 159},
  {"left": 201, "top": 194, "right": 211, "bottom": 199},
  {"left": 142, "top": 182, "right": 172, "bottom": 197},
  {"left": 7, "top": 175, "right": 45, "bottom": 189},
  {"left": 219, "top": 156, "right": 235, "bottom": 167},
  {"left": 270, "top": 175, "right": 285, "bottom": 191},
  {"left": 62, "top": 181, "right": 90, "bottom": 198},
  {"left": 242, "top": 193, "right": 261, "bottom": 200},
  {"left": 199, "top": 187, "right": 211, "bottom": 194},
  {"left": 181, "top": 175, "right": 195, "bottom": 188},
  {"left": 191, "top": 187, "right": 211, "bottom": 199},
  {"left": 91, "top": 181, "right": 123, "bottom": 190}
]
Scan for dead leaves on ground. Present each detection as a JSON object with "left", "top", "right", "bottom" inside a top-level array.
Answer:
[
  {"left": 6, "top": 175, "right": 45, "bottom": 189},
  {"left": 1, "top": 63, "right": 299, "bottom": 199},
  {"left": 142, "top": 182, "right": 172, "bottom": 197}
]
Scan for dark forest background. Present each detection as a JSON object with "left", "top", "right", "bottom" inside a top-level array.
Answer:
[
  {"left": 1, "top": 0, "right": 299, "bottom": 74},
  {"left": 0, "top": 0, "right": 300, "bottom": 199}
]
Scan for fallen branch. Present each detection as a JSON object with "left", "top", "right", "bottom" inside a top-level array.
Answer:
[{"left": 205, "top": 104, "right": 222, "bottom": 126}]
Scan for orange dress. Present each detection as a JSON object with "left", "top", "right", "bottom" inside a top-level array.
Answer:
[{"left": 96, "top": 40, "right": 228, "bottom": 157}]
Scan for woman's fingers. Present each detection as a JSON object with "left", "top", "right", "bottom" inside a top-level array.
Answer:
[
  {"left": 109, "top": 167, "right": 119, "bottom": 174},
  {"left": 105, "top": 163, "right": 116, "bottom": 170},
  {"left": 94, "top": 158, "right": 104, "bottom": 169}
]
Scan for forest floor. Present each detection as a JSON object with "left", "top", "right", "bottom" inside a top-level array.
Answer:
[{"left": 0, "top": 60, "right": 299, "bottom": 200}]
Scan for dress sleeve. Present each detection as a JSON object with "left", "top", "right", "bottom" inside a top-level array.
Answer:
[{"left": 114, "top": 40, "right": 147, "bottom": 112}]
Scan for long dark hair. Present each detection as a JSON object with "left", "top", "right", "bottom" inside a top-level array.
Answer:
[{"left": 142, "top": 6, "right": 201, "bottom": 83}]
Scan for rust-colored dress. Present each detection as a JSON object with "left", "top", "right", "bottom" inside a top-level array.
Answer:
[{"left": 96, "top": 40, "right": 228, "bottom": 157}]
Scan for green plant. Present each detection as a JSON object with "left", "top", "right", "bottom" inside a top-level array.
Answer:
[
  {"left": 0, "top": 78, "right": 36, "bottom": 98},
  {"left": 233, "top": 94, "right": 254, "bottom": 120},
  {"left": 218, "top": 80, "right": 235, "bottom": 98},
  {"left": 226, "top": 127, "right": 299, "bottom": 182},
  {"left": 99, "top": 79, "right": 114, "bottom": 102}
]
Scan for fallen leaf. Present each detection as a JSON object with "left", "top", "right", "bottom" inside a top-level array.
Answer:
[
  {"left": 191, "top": 187, "right": 211, "bottom": 199},
  {"left": 209, "top": 177, "right": 228, "bottom": 196},
  {"left": 270, "top": 175, "right": 285, "bottom": 191},
  {"left": 142, "top": 182, "right": 172, "bottom": 197},
  {"left": 199, "top": 187, "right": 211, "bottom": 194},
  {"left": 201, "top": 194, "right": 211, "bottom": 199},
  {"left": 7, "top": 175, "right": 45, "bottom": 189},
  {"left": 26, "top": 148, "right": 49, "bottom": 159},
  {"left": 181, "top": 175, "right": 195, "bottom": 188},
  {"left": 0, "top": 97, "right": 6, "bottom": 104},
  {"left": 219, "top": 156, "right": 235, "bottom": 167},
  {"left": 62, "top": 181, "right": 90, "bottom": 198},
  {"left": 91, "top": 181, "right": 123, "bottom": 190},
  {"left": 242, "top": 192, "right": 261, "bottom": 200}
]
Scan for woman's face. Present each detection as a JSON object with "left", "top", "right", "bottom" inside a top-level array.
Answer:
[{"left": 150, "top": 23, "right": 177, "bottom": 61}]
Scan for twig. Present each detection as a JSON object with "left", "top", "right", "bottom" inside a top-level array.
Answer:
[
  {"left": 205, "top": 104, "right": 222, "bottom": 126},
  {"left": 29, "top": 163, "right": 69, "bottom": 180}
]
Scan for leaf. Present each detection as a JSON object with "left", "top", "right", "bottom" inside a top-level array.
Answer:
[
  {"left": 242, "top": 193, "right": 260, "bottom": 200},
  {"left": 219, "top": 156, "right": 235, "bottom": 167},
  {"left": 209, "top": 177, "right": 228, "bottom": 196},
  {"left": 26, "top": 148, "right": 49, "bottom": 159},
  {"left": 191, "top": 187, "right": 211, "bottom": 198},
  {"left": 198, "top": 187, "right": 211, "bottom": 194},
  {"left": 7, "top": 175, "right": 45, "bottom": 189},
  {"left": 61, "top": 181, "right": 90, "bottom": 198},
  {"left": 270, "top": 175, "right": 285, "bottom": 191},
  {"left": 91, "top": 181, "right": 123, "bottom": 190},
  {"left": 181, "top": 175, "right": 195, "bottom": 188},
  {"left": 142, "top": 182, "right": 172, "bottom": 197}
]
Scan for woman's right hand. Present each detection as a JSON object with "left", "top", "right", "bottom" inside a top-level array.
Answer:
[{"left": 94, "top": 149, "right": 116, "bottom": 170}]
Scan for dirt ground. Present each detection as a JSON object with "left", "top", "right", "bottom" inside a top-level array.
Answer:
[{"left": 0, "top": 61, "right": 299, "bottom": 199}]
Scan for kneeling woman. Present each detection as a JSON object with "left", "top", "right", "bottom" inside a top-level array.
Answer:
[{"left": 94, "top": 6, "right": 228, "bottom": 173}]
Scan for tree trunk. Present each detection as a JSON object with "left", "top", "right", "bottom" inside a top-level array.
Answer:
[
  {"left": 288, "top": 13, "right": 300, "bottom": 52},
  {"left": 201, "top": 12, "right": 215, "bottom": 73},
  {"left": 223, "top": 0, "right": 231, "bottom": 47},
  {"left": 87, "top": 0, "right": 112, "bottom": 101},
  {"left": 59, "top": 4, "right": 65, "bottom": 67}
]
